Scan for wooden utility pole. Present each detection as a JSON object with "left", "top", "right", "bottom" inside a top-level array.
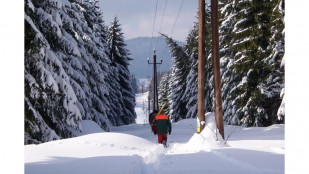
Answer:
[
  {"left": 197, "top": 0, "right": 206, "bottom": 133},
  {"left": 211, "top": 0, "right": 224, "bottom": 139},
  {"left": 148, "top": 50, "right": 162, "bottom": 111}
]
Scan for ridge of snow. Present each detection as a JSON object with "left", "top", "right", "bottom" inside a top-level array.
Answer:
[{"left": 76, "top": 120, "right": 105, "bottom": 136}]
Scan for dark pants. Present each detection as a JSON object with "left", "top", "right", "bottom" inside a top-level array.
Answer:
[{"left": 157, "top": 134, "right": 167, "bottom": 144}]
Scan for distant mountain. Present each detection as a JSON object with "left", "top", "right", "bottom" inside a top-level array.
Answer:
[{"left": 125, "top": 37, "right": 184, "bottom": 79}]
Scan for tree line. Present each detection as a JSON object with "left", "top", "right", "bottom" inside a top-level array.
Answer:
[
  {"left": 158, "top": 0, "right": 285, "bottom": 127},
  {"left": 24, "top": 0, "right": 136, "bottom": 144}
]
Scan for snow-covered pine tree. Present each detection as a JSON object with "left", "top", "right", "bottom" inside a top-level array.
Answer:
[
  {"left": 261, "top": 0, "right": 285, "bottom": 123},
  {"left": 157, "top": 1, "right": 284, "bottom": 126},
  {"left": 83, "top": 0, "right": 120, "bottom": 126},
  {"left": 25, "top": 0, "right": 136, "bottom": 144},
  {"left": 219, "top": 0, "right": 284, "bottom": 126},
  {"left": 105, "top": 65, "right": 125, "bottom": 125},
  {"left": 57, "top": 0, "right": 113, "bottom": 130},
  {"left": 219, "top": 0, "right": 240, "bottom": 125},
  {"left": 25, "top": 0, "right": 83, "bottom": 144},
  {"left": 158, "top": 72, "right": 171, "bottom": 116},
  {"left": 161, "top": 34, "right": 190, "bottom": 121},
  {"left": 276, "top": 0, "right": 285, "bottom": 121},
  {"left": 107, "top": 17, "right": 136, "bottom": 124},
  {"left": 182, "top": 22, "right": 199, "bottom": 119}
]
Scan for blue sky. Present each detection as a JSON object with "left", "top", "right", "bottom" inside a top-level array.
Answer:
[{"left": 99, "top": 0, "right": 202, "bottom": 42}]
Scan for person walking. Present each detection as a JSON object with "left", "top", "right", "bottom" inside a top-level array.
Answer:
[
  {"left": 151, "top": 112, "right": 172, "bottom": 147},
  {"left": 149, "top": 110, "right": 158, "bottom": 135}
]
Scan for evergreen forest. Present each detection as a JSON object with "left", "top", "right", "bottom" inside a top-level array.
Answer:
[
  {"left": 158, "top": 0, "right": 285, "bottom": 127},
  {"left": 24, "top": 0, "right": 285, "bottom": 144},
  {"left": 25, "top": 0, "right": 136, "bottom": 144}
]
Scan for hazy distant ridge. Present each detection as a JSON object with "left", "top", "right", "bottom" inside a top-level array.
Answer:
[{"left": 126, "top": 37, "right": 183, "bottom": 79}]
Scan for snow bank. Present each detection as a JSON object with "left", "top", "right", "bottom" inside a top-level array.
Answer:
[
  {"left": 25, "top": 119, "right": 285, "bottom": 174},
  {"left": 170, "top": 112, "right": 226, "bottom": 154},
  {"left": 75, "top": 120, "right": 105, "bottom": 136},
  {"left": 25, "top": 132, "right": 155, "bottom": 163}
]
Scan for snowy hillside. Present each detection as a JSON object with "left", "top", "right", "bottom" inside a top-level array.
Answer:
[{"left": 25, "top": 92, "right": 284, "bottom": 174}]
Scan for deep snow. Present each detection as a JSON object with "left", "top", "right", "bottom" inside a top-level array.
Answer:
[{"left": 25, "top": 92, "right": 284, "bottom": 174}]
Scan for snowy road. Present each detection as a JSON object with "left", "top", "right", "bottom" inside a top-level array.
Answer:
[
  {"left": 111, "top": 119, "right": 284, "bottom": 174},
  {"left": 25, "top": 92, "right": 285, "bottom": 174}
]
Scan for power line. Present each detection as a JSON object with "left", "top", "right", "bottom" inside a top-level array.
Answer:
[
  {"left": 148, "top": 0, "right": 159, "bottom": 60},
  {"left": 171, "top": 0, "right": 184, "bottom": 34},
  {"left": 155, "top": 0, "right": 168, "bottom": 50},
  {"left": 161, "top": 0, "right": 185, "bottom": 60}
]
